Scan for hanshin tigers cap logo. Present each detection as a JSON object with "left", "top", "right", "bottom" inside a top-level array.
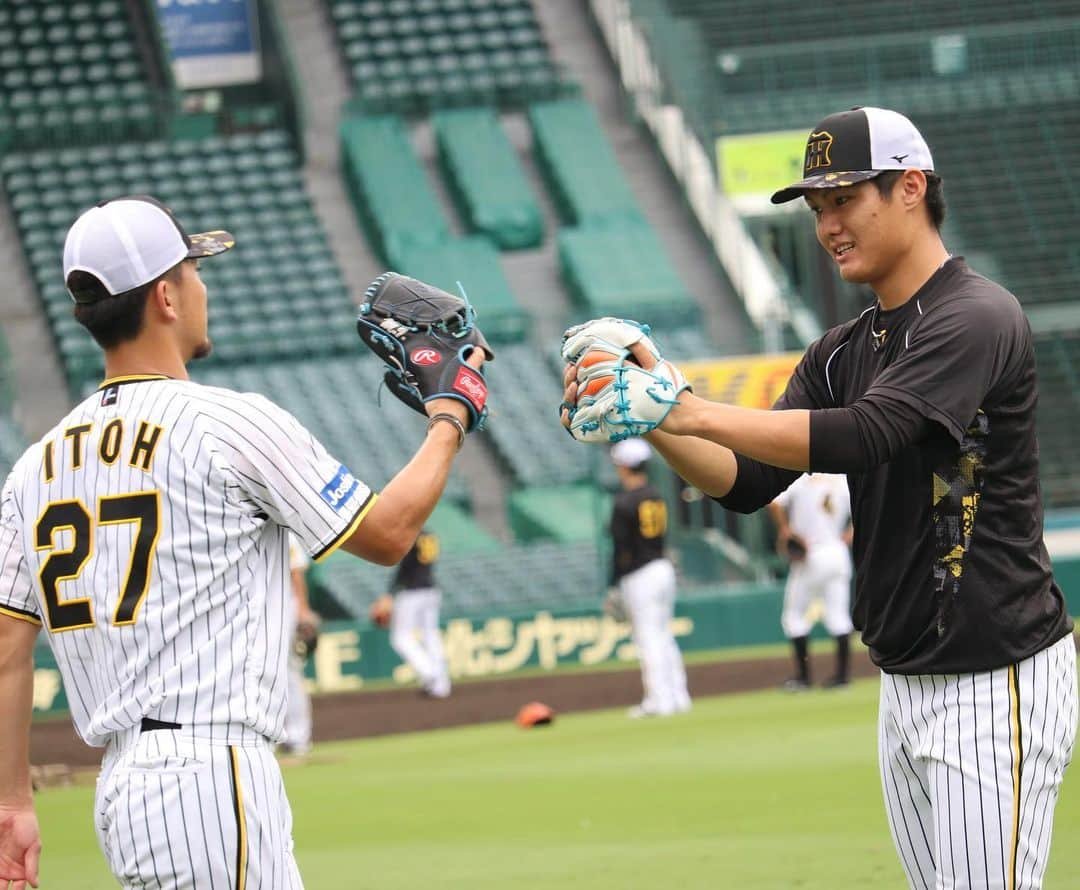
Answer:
[
  {"left": 771, "top": 107, "right": 935, "bottom": 204},
  {"left": 63, "top": 195, "right": 235, "bottom": 303}
]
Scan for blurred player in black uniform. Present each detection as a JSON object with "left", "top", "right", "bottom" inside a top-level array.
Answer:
[
  {"left": 388, "top": 530, "right": 450, "bottom": 698},
  {"left": 609, "top": 438, "right": 690, "bottom": 718}
]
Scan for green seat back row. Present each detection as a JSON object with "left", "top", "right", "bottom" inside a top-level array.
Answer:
[
  {"left": 665, "top": 0, "right": 1077, "bottom": 50},
  {"left": 507, "top": 484, "right": 612, "bottom": 544},
  {"left": 433, "top": 107, "right": 543, "bottom": 250},
  {"left": 558, "top": 223, "right": 698, "bottom": 328},
  {"left": 339, "top": 114, "right": 450, "bottom": 263},
  {"left": 330, "top": 0, "right": 562, "bottom": 112},
  {"left": 0, "top": 0, "right": 166, "bottom": 150},
  {"left": 3, "top": 131, "right": 354, "bottom": 391},
  {"left": 527, "top": 98, "right": 643, "bottom": 227}
]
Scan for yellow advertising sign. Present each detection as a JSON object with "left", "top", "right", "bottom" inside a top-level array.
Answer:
[
  {"left": 716, "top": 130, "right": 806, "bottom": 197},
  {"left": 680, "top": 352, "right": 803, "bottom": 409}
]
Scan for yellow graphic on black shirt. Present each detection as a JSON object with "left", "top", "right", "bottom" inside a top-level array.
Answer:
[
  {"left": 638, "top": 500, "right": 667, "bottom": 539},
  {"left": 416, "top": 533, "right": 440, "bottom": 565},
  {"left": 931, "top": 411, "right": 988, "bottom": 635}
]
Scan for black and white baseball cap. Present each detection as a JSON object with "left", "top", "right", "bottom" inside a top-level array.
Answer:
[
  {"left": 770, "top": 107, "right": 935, "bottom": 204},
  {"left": 63, "top": 195, "right": 235, "bottom": 304}
]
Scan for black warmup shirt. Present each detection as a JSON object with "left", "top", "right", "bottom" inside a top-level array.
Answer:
[
  {"left": 610, "top": 484, "right": 668, "bottom": 583},
  {"left": 392, "top": 530, "right": 439, "bottom": 592},
  {"left": 719, "top": 258, "right": 1072, "bottom": 674}
]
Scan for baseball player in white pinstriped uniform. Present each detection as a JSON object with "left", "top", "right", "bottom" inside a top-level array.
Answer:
[
  {"left": 0, "top": 196, "right": 483, "bottom": 889},
  {"left": 768, "top": 473, "right": 854, "bottom": 690},
  {"left": 570, "top": 108, "right": 1078, "bottom": 887}
]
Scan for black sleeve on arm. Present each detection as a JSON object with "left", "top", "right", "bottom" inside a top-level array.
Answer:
[
  {"left": 809, "top": 393, "right": 933, "bottom": 473},
  {"left": 716, "top": 456, "right": 801, "bottom": 514}
]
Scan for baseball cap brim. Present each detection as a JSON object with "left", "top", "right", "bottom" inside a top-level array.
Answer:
[
  {"left": 186, "top": 230, "right": 235, "bottom": 257},
  {"left": 770, "top": 170, "right": 883, "bottom": 204}
]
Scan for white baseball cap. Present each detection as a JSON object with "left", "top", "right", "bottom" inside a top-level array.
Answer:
[
  {"left": 771, "top": 107, "right": 935, "bottom": 204},
  {"left": 63, "top": 195, "right": 235, "bottom": 303},
  {"left": 611, "top": 437, "right": 652, "bottom": 468}
]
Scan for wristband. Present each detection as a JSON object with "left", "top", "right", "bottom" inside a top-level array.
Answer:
[{"left": 427, "top": 413, "right": 466, "bottom": 451}]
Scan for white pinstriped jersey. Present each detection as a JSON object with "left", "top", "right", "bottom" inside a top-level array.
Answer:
[{"left": 0, "top": 375, "right": 374, "bottom": 747}]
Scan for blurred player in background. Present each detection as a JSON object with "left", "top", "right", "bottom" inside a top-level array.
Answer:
[
  {"left": 609, "top": 438, "right": 690, "bottom": 718},
  {"left": 0, "top": 196, "right": 484, "bottom": 889},
  {"left": 767, "top": 473, "right": 853, "bottom": 691},
  {"left": 387, "top": 529, "right": 451, "bottom": 699},
  {"left": 281, "top": 535, "right": 319, "bottom": 757}
]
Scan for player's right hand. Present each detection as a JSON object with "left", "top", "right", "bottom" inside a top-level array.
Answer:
[{"left": 0, "top": 804, "right": 42, "bottom": 889}]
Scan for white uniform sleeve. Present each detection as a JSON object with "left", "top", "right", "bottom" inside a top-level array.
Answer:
[
  {"left": 207, "top": 392, "right": 376, "bottom": 561},
  {"left": 0, "top": 473, "right": 41, "bottom": 625}
]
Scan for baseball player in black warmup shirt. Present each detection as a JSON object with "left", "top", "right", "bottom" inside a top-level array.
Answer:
[
  {"left": 388, "top": 530, "right": 450, "bottom": 698},
  {"left": 565, "top": 107, "right": 1077, "bottom": 888},
  {"left": 609, "top": 438, "right": 690, "bottom": 718}
]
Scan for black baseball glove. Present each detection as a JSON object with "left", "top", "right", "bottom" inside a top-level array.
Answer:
[
  {"left": 356, "top": 273, "right": 494, "bottom": 430},
  {"left": 293, "top": 618, "right": 321, "bottom": 660}
]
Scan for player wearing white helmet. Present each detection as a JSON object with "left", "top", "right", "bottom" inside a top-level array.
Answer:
[
  {"left": 0, "top": 196, "right": 484, "bottom": 889},
  {"left": 609, "top": 437, "right": 690, "bottom": 719}
]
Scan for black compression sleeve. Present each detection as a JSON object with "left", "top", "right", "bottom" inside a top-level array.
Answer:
[
  {"left": 809, "top": 394, "right": 932, "bottom": 473},
  {"left": 714, "top": 455, "right": 801, "bottom": 514}
]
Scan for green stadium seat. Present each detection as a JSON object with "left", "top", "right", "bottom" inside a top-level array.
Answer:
[{"left": 433, "top": 106, "right": 543, "bottom": 249}]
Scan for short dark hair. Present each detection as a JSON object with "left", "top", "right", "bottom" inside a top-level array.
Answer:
[
  {"left": 872, "top": 170, "right": 946, "bottom": 230},
  {"left": 70, "top": 262, "right": 184, "bottom": 350}
]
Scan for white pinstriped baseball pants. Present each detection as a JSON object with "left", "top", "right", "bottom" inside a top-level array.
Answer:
[
  {"left": 878, "top": 634, "right": 1078, "bottom": 890},
  {"left": 95, "top": 725, "right": 304, "bottom": 889}
]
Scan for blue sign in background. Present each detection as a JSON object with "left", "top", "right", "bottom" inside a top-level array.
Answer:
[
  {"left": 157, "top": 0, "right": 261, "bottom": 87},
  {"left": 157, "top": 0, "right": 258, "bottom": 57}
]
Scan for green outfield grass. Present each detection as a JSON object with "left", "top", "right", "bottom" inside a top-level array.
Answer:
[{"left": 33, "top": 679, "right": 1080, "bottom": 889}]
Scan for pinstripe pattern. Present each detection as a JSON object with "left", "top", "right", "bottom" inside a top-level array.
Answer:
[
  {"left": 0, "top": 377, "right": 374, "bottom": 888},
  {"left": 878, "top": 635, "right": 1077, "bottom": 889},
  {"left": 95, "top": 730, "right": 303, "bottom": 888},
  {"left": 0, "top": 378, "right": 372, "bottom": 746}
]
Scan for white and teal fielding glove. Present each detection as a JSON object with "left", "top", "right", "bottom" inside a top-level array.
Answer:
[{"left": 559, "top": 317, "right": 691, "bottom": 444}]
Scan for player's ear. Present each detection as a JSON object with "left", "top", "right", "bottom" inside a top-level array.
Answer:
[
  {"left": 899, "top": 169, "right": 928, "bottom": 213},
  {"left": 146, "top": 275, "right": 178, "bottom": 323}
]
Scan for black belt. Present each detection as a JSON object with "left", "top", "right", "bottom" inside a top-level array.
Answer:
[{"left": 140, "top": 717, "right": 182, "bottom": 733}]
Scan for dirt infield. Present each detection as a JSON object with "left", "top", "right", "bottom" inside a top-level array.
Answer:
[{"left": 31, "top": 649, "right": 877, "bottom": 769}]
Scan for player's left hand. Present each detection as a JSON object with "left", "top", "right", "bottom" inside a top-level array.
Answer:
[
  {"left": 357, "top": 273, "right": 494, "bottom": 431},
  {"left": 0, "top": 803, "right": 41, "bottom": 888},
  {"left": 559, "top": 317, "right": 690, "bottom": 443}
]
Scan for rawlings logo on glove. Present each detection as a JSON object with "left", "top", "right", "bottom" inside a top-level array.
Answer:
[
  {"left": 559, "top": 317, "right": 690, "bottom": 443},
  {"left": 357, "top": 273, "right": 494, "bottom": 430}
]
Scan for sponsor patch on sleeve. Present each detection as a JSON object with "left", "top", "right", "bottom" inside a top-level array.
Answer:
[{"left": 320, "top": 465, "right": 360, "bottom": 512}]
